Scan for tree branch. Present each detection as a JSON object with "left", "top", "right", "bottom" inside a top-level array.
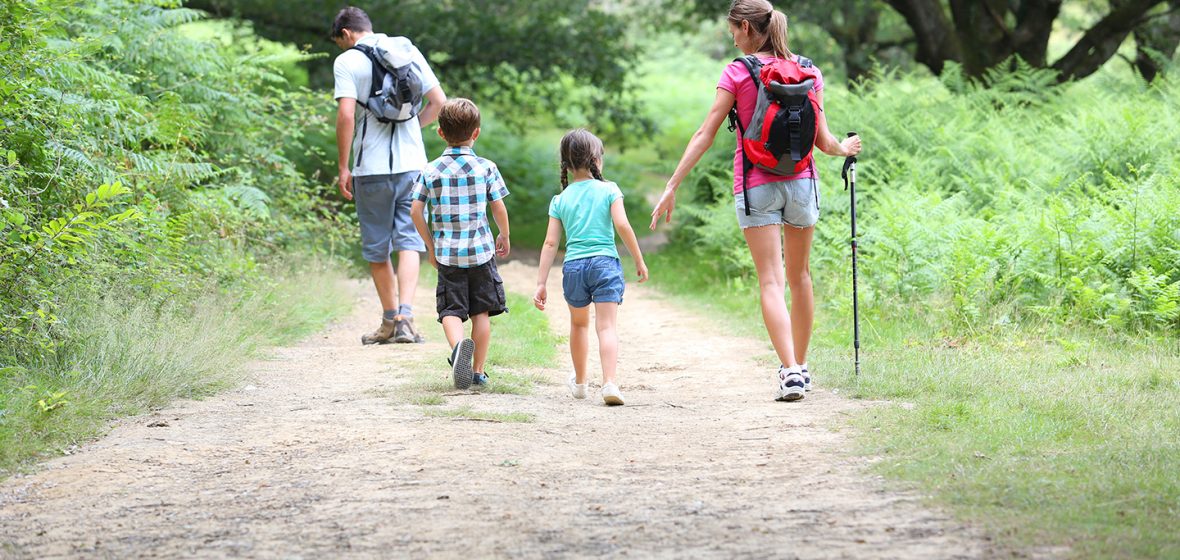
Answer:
[{"left": 1052, "top": 0, "right": 1167, "bottom": 82}]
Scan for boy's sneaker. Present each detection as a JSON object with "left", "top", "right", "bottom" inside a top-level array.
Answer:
[
  {"left": 602, "top": 382, "right": 625, "bottom": 406},
  {"left": 472, "top": 372, "right": 489, "bottom": 388},
  {"left": 361, "top": 318, "right": 397, "bottom": 345},
  {"left": 776, "top": 366, "right": 806, "bottom": 402},
  {"left": 801, "top": 363, "right": 812, "bottom": 392},
  {"left": 567, "top": 374, "right": 587, "bottom": 399},
  {"left": 449, "top": 339, "right": 475, "bottom": 390},
  {"left": 393, "top": 316, "right": 425, "bottom": 344}
]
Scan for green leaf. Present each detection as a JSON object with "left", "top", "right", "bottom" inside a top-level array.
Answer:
[{"left": 7, "top": 150, "right": 16, "bottom": 166}]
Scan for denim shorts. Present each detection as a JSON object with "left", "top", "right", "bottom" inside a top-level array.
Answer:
[
  {"left": 734, "top": 178, "right": 820, "bottom": 229},
  {"left": 354, "top": 171, "right": 426, "bottom": 262},
  {"left": 562, "top": 256, "right": 625, "bottom": 308}
]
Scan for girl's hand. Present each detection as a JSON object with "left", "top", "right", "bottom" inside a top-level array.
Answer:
[
  {"left": 841, "top": 135, "right": 862, "bottom": 157},
  {"left": 427, "top": 252, "right": 438, "bottom": 270},
  {"left": 533, "top": 284, "right": 547, "bottom": 310},
  {"left": 636, "top": 261, "right": 649, "bottom": 283},
  {"left": 650, "top": 186, "right": 677, "bottom": 230}
]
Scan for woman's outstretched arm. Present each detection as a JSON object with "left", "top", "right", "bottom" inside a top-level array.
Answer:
[{"left": 650, "top": 88, "right": 736, "bottom": 230}]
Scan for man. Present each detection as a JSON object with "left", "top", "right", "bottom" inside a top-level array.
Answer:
[{"left": 331, "top": 6, "right": 446, "bottom": 344}]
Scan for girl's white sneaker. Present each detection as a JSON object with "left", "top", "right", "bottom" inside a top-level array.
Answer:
[
  {"left": 567, "top": 374, "right": 587, "bottom": 399},
  {"left": 601, "top": 382, "right": 625, "bottom": 406}
]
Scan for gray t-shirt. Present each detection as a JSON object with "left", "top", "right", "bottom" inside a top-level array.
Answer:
[{"left": 333, "top": 33, "right": 440, "bottom": 177}]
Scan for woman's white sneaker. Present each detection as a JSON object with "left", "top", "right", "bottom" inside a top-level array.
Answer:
[
  {"left": 602, "top": 382, "right": 625, "bottom": 406},
  {"left": 567, "top": 373, "right": 587, "bottom": 399},
  {"left": 776, "top": 366, "right": 806, "bottom": 402},
  {"left": 800, "top": 363, "right": 812, "bottom": 392}
]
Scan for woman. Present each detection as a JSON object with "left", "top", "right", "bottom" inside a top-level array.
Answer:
[{"left": 650, "top": 0, "right": 862, "bottom": 402}]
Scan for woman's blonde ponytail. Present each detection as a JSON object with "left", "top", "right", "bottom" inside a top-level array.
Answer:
[
  {"left": 728, "top": 1, "right": 792, "bottom": 59},
  {"left": 764, "top": 10, "right": 791, "bottom": 59}
]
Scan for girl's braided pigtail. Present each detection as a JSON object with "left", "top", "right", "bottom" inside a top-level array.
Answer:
[
  {"left": 560, "top": 161, "right": 570, "bottom": 191},
  {"left": 589, "top": 162, "right": 605, "bottom": 182}
]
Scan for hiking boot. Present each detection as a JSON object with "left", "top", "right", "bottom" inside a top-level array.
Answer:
[
  {"left": 602, "top": 382, "right": 625, "bottom": 406},
  {"left": 450, "top": 338, "right": 475, "bottom": 390},
  {"left": 393, "top": 316, "right": 425, "bottom": 344},
  {"left": 361, "top": 318, "right": 397, "bottom": 345},
  {"left": 776, "top": 366, "right": 806, "bottom": 402}
]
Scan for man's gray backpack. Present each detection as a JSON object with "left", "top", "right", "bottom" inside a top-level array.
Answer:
[{"left": 349, "top": 36, "right": 425, "bottom": 167}]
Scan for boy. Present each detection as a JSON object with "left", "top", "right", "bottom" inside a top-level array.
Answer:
[{"left": 411, "top": 98, "right": 511, "bottom": 389}]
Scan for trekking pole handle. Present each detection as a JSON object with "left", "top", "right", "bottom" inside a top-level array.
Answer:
[{"left": 842, "top": 132, "right": 858, "bottom": 184}]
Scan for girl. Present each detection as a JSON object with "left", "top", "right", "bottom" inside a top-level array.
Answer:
[
  {"left": 534, "top": 129, "right": 649, "bottom": 406},
  {"left": 650, "top": 0, "right": 862, "bottom": 402}
]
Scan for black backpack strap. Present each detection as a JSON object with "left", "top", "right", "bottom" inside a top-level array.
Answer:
[
  {"left": 355, "top": 114, "right": 367, "bottom": 168},
  {"left": 730, "top": 56, "right": 764, "bottom": 217},
  {"left": 350, "top": 44, "right": 388, "bottom": 104},
  {"left": 736, "top": 55, "right": 763, "bottom": 86}
]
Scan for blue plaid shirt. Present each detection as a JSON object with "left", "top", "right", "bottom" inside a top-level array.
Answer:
[{"left": 412, "top": 146, "right": 510, "bottom": 268}]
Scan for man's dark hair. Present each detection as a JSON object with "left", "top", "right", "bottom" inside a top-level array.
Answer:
[{"left": 330, "top": 7, "right": 373, "bottom": 39}]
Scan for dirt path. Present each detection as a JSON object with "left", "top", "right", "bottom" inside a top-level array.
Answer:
[{"left": 0, "top": 260, "right": 991, "bottom": 559}]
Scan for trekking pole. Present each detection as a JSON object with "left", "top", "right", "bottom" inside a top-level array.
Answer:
[{"left": 841, "top": 132, "right": 861, "bottom": 378}]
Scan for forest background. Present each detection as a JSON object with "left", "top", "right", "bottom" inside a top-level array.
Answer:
[{"left": 1, "top": 0, "right": 1177, "bottom": 557}]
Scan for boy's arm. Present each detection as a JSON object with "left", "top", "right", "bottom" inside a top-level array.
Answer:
[
  {"left": 489, "top": 198, "right": 511, "bottom": 259},
  {"left": 410, "top": 199, "right": 436, "bottom": 269},
  {"left": 533, "top": 217, "right": 564, "bottom": 311},
  {"left": 611, "top": 199, "right": 648, "bottom": 283}
]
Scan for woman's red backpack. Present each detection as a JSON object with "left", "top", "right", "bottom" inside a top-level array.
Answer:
[{"left": 727, "top": 55, "right": 821, "bottom": 215}]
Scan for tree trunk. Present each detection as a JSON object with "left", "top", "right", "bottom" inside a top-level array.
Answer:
[
  {"left": 882, "top": 0, "right": 961, "bottom": 74},
  {"left": 1133, "top": 1, "right": 1180, "bottom": 81},
  {"left": 1052, "top": 0, "right": 1166, "bottom": 82}
]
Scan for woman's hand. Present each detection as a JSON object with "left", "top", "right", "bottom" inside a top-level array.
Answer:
[
  {"left": 649, "top": 186, "right": 677, "bottom": 230},
  {"left": 841, "top": 134, "right": 862, "bottom": 158}
]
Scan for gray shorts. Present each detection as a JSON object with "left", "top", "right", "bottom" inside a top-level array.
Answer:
[
  {"left": 354, "top": 172, "right": 426, "bottom": 262},
  {"left": 734, "top": 179, "right": 820, "bottom": 229}
]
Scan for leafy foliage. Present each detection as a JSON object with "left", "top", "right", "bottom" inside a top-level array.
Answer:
[
  {"left": 0, "top": 0, "right": 346, "bottom": 364},
  {"left": 188, "top": 0, "right": 655, "bottom": 142}
]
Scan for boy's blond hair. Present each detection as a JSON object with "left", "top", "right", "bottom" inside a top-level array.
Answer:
[{"left": 438, "top": 98, "right": 481, "bottom": 145}]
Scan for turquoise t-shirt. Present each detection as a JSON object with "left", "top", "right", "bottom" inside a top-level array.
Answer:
[{"left": 548, "top": 179, "right": 624, "bottom": 262}]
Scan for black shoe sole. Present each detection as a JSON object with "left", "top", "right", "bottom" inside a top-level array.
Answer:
[{"left": 452, "top": 339, "right": 475, "bottom": 390}]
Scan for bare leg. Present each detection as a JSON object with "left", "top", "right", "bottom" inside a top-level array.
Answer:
[
  {"left": 470, "top": 313, "right": 490, "bottom": 372},
  {"left": 594, "top": 302, "right": 619, "bottom": 385},
  {"left": 784, "top": 226, "right": 816, "bottom": 365},
  {"left": 568, "top": 305, "right": 591, "bottom": 384},
  {"left": 395, "top": 250, "right": 420, "bottom": 311},
  {"left": 441, "top": 316, "right": 465, "bottom": 349},
  {"left": 743, "top": 225, "right": 798, "bottom": 369},
  {"left": 369, "top": 261, "right": 396, "bottom": 313}
]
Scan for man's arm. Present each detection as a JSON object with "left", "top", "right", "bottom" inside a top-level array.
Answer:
[
  {"left": 418, "top": 87, "right": 446, "bottom": 128},
  {"left": 335, "top": 98, "right": 357, "bottom": 200}
]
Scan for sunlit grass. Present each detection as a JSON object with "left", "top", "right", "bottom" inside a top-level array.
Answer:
[
  {"left": 647, "top": 248, "right": 1180, "bottom": 559},
  {"left": 0, "top": 260, "right": 352, "bottom": 474}
]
